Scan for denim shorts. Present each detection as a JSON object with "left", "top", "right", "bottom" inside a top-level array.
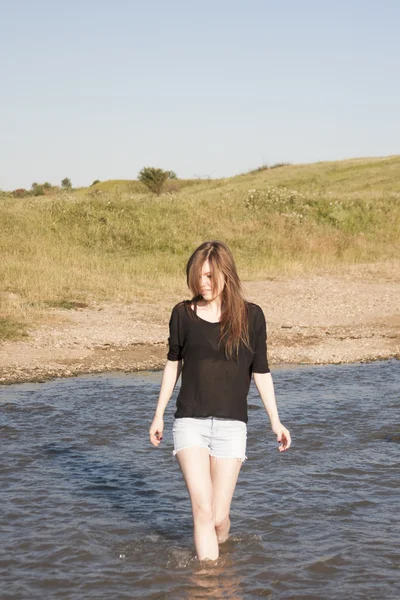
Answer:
[{"left": 172, "top": 416, "right": 247, "bottom": 462}]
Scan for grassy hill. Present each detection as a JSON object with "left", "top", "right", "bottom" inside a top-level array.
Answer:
[
  {"left": 73, "top": 177, "right": 202, "bottom": 196},
  {"left": 1, "top": 155, "right": 399, "bottom": 339}
]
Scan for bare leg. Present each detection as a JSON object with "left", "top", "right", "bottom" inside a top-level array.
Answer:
[
  {"left": 175, "top": 446, "right": 219, "bottom": 561},
  {"left": 210, "top": 456, "right": 243, "bottom": 543}
]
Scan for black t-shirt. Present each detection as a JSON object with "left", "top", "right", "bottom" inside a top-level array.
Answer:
[{"left": 167, "top": 300, "right": 270, "bottom": 423}]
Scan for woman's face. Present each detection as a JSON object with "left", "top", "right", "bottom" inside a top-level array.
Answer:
[{"left": 199, "top": 259, "right": 225, "bottom": 300}]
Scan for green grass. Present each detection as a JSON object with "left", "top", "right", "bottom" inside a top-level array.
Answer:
[
  {"left": 0, "top": 316, "right": 29, "bottom": 341},
  {"left": 45, "top": 300, "right": 89, "bottom": 309},
  {"left": 1, "top": 154, "right": 399, "bottom": 339}
]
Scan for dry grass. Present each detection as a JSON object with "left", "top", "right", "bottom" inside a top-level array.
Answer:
[{"left": 1, "top": 155, "right": 399, "bottom": 339}]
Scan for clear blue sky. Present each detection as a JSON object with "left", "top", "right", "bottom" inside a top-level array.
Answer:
[{"left": 1, "top": 0, "right": 399, "bottom": 190}]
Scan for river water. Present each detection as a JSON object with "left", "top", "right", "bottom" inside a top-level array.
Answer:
[{"left": 1, "top": 360, "right": 399, "bottom": 599}]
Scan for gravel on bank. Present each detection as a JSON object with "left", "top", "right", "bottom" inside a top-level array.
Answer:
[{"left": 1, "top": 269, "right": 399, "bottom": 385}]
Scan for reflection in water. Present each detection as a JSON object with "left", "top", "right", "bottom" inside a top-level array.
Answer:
[{"left": 0, "top": 360, "right": 399, "bottom": 599}]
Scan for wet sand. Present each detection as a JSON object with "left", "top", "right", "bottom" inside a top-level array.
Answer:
[{"left": 1, "top": 267, "right": 399, "bottom": 385}]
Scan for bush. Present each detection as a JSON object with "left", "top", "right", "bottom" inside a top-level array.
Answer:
[
  {"left": 33, "top": 185, "right": 44, "bottom": 196},
  {"left": 249, "top": 162, "right": 291, "bottom": 174},
  {"left": 91, "top": 179, "right": 101, "bottom": 186},
  {"left": 270, "top": 162, "right": 291, "bottom": 169},
  {"left": 61, "top": 178, "right": 72, "bottom": 189},
  {"left": 12, "top": 188, "right": 28, "bottom": 198},
  {"left": 138, "top": 167, "right": 170, "bottom": 195}
]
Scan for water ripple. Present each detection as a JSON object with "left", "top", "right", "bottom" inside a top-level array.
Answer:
[{"left": 0, "top": 359, "right": 399, "bottom": 599}]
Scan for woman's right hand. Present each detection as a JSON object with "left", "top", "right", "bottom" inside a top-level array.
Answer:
[{"left": 149, "top": 414, "right": 164, "bottom": 447}]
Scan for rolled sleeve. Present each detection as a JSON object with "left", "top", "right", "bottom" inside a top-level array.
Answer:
[
  {"left": 167, "top": 305, "right": 183, "bottom": 361},
  {"left": 252, "top": 307, "right": 270, "bottom": 374}
]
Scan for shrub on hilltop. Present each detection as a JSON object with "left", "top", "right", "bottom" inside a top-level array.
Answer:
[
  {"left": 138, "top": 167, "right": 177, "bottom": 195},
  {"left": 61, "top": 178, "right": 72, "bottom": 190},
  {"left": 12, "top": 188, "right": 29, "bottom": 198}
]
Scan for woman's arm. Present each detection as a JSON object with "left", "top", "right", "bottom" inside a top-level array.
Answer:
[
  {"left": 253, "top": 372, "right": 291, "bottom": 451},
  {"left": 154, "top": 359, "right": 182, "bottom": 418},
  {"left": 149, "top": 359, "right": 182, "bottom": 447}
]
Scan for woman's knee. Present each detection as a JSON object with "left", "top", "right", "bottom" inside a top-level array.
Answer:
[
  {"left": 192, "top": 503, "right": 215, "bottom": 525},
  {"left": 215, "top": 514, "right": 230, "bottom": 530}
]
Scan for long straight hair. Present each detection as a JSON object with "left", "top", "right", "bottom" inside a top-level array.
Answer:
[{"left": 185, "top": 240, "right": 251, "bottom": 360}]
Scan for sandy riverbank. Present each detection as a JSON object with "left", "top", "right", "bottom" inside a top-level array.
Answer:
[{"left": 1, "top": 265, "right": 399, "bottom": 385}]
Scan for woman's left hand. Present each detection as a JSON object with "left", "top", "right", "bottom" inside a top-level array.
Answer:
[{"left": 273, "top": 423, "right": 291, "bottom": 452}]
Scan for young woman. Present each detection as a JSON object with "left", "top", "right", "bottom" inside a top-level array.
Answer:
[{"left": 149, "top": 240, "right": 291, "bottom": 562}]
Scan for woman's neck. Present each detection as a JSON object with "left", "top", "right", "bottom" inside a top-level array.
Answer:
[{"left": 197, "top": 297, "right": 223, "bottom": 313}]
